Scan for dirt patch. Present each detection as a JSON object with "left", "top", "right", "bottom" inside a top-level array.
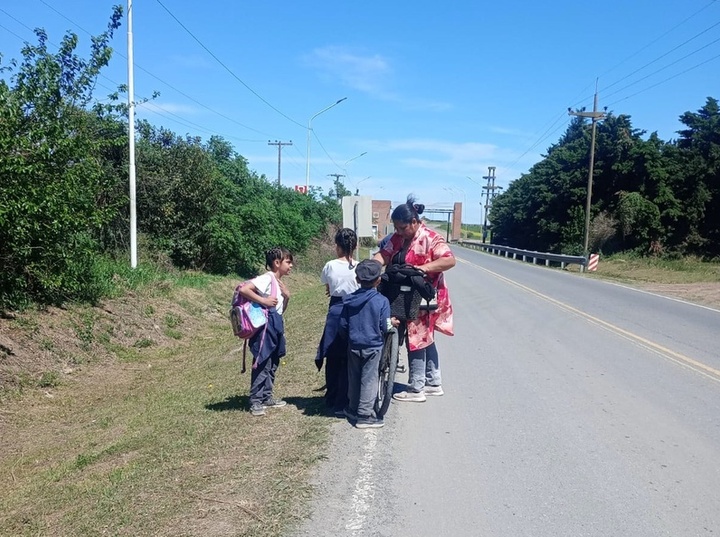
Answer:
[
  {"left": 633, "top": 281, "right": 720, "bottom": 310},
  {"left": 0, "top": 283, "right": 227, "bottom": 394}
]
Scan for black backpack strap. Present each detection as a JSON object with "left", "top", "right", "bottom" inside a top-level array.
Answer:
[{"left": 241, "top": 339, "right": 248, "bottom": 374}]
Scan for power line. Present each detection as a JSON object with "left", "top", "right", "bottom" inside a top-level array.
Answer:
[
  {"left": 154, "top": 0, "right": 304, "bottom": 129},
  {"left": 606, "top": 51, "right": 720, "bottom": 108},
  {"left": 509, "top": 4, "right": 720, "bottom": 177},
  {"left": 34, "top": 0, "right": 275, "bottom": 137},
  {"left": 601, "top": 19, "right": 720, "bottom": 95},
  {"left": 603, "top": 34, "right": 720, "bottom": 101},
  {"left": 567, "top": 9, "right": 720, "bottom": 111},
  {"left": 597, "top": 0, "right": 719, "bottom": 80},
  {"left": 0, "top": 6, "right": 271, "bottom": 144}
]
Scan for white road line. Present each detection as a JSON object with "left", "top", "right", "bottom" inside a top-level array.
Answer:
[{"left": 345, "top": 430, "right": 378, "bottom": 533}]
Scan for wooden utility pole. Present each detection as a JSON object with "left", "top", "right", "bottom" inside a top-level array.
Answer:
[
  {"left": 569, "top": 85, "right": 606, "bottom": 266},
  {"left": 268, "top": 140, "right": 292, "bottom": 187}
]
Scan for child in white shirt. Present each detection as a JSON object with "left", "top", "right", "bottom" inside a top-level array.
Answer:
[
  {"left": 238, "top": 246, "right": 293, "bottom": 416},
  {"left": 316, "top": 228, "right": 359, "bottom": 416}
]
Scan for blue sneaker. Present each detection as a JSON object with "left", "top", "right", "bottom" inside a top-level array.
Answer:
[
  {"left": 263, "top": 397, "right": 287, "bottom": 408},
  {"left": 355, "top": 415, "right": 384, "bottom": 429}
]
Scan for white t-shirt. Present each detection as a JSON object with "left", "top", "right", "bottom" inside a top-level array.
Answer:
[
  {"left": 321, "top": 258, "right": 359, "bottom": 297},
  {"left": 250, "top": 272, "right": 284, "bottom": 314}
]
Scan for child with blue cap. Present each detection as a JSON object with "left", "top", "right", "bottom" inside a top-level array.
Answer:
[{"left": 339, "top": 259, "right": 396, "bottom": 428}]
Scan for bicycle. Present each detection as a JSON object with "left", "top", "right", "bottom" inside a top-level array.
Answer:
[
  {"left": 374, "top": 264, "right": 436, "bottom": 418},
  {"left": 375, "top": 325, "right": 400, "bottom": 418}
]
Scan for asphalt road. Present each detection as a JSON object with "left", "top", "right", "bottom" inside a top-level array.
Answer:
[{"left": 289, "top": 246, "right": 720, "bottom": 537}]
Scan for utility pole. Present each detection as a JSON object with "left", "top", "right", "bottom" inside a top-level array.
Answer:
[
  {"left": 569, "top": 84, "right": 606, "bottom": 266},
  {"left": 268, "top": 140, "right": 292, "bottom": 187},
  {"left": 482, "top": 166, "right": 502, "bottom": 243},
  {"left": 327, "top": 173, "right": 346, "bottom": 202}
]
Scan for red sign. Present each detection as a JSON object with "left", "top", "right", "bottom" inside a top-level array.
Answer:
[{"left": 294, "top": 185, "right": 308, "bottom": 194}]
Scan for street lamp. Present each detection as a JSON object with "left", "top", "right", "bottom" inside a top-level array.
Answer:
[
  {"left": 342, "top": 151, "right": 368, "bottom": 184},
  {"left": 305, "top": 97, "right": 347, "bottom": 191},
  {"left": 354, "top": 176, "right": 371, "bottom": 195},
  {"left": 344, "top": 152, "right": 367, "bottom": 169}
]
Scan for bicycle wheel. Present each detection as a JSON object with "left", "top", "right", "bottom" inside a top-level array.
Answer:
[{"left": 375, "top": 328, "right": 399, "bottom": 418}]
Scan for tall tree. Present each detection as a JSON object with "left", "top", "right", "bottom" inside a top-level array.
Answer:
[{"left": 675, "top": 97, "right": 720, "bottom": 256}]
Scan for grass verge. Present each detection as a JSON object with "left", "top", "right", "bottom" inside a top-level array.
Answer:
[
  {"left": 589, "top": 253, "right": 720, "bottom": 284},
  {"left": 0, "top": 271, "right": 331, "bottom": 537}
]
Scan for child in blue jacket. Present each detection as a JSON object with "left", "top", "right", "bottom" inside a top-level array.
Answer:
[{"left": 340, "top": 259, "right": 395, "bottom": 429}]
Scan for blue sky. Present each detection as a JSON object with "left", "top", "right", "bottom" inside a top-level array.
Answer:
[{"left": 1, "top": 0, "right": 718, "bottom": 224}]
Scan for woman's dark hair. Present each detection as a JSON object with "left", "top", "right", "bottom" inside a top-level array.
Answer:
[
  {"left": 335, "top": 228, "right": 358, "bottom": 256},
  {"left": 265, "top": 246, "right": 293, "bottom": 269},
  {"left": 391, "top": 195, "right": 425, "bottom": 223}
]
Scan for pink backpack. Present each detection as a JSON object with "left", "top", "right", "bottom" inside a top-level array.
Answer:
[{"left": 229, "top": 274, "right": 279, "bottom": 372}]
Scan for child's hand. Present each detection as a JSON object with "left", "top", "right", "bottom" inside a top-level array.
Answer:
[
  {"left": 278, "top": 280, "right": 290, "bottom": 299},
  {"left": 391, "top": 317, "right": 400, "bottom": 327},
  {"left": 264, "top": 296, "right": 279, "bottom": 308}
]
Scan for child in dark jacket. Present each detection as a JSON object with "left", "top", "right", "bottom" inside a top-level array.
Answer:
[{"left": 340, "top": 259, "right": 395, "bottom": 429}]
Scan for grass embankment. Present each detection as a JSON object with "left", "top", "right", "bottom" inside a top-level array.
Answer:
[
  {"left": 590, "top": 254, "right": 720, "bottom": 284},
  {"left": 0, "top": 264, "right": 333, "bottom": 536}
]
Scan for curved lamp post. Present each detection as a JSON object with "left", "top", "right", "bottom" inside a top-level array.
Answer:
[
  {"left": 305, "top": 97, "right": 347, "bottom": 191},
  {"left": 343, "top": 151, "right": 367, "bottom": 188},
  {"left": 354, "top": 175, "right": 371, "bottom": 194},
  {"left": 343, "top": 151, "right": 367, "bottom": 170}
]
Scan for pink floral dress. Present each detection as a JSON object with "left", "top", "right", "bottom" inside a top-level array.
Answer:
[{"left": 379, "top": 223, "right": 454, "bottom": 351}]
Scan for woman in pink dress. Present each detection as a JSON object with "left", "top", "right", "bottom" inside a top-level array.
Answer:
[{"left": 374, "top": 196, "right": 456, "bottom": 402}]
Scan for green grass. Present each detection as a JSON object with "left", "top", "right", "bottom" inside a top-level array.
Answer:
[
  {"left": 0, "top": 271, "right": 334, "bottom": 537},
  {"left": 591, "top": 253, "right": 720, "bottom": 284}
]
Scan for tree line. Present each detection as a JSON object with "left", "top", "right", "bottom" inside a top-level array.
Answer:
[
  {"left": 0, "top": 7, "right": 340, "bottom": 309},
  {"left": 490, "top": 96, "right": 720, "bottom": 260}
]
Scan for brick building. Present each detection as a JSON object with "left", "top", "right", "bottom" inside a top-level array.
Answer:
[{"left": 372, "top": 200, "right": 392, "bottom": 240}]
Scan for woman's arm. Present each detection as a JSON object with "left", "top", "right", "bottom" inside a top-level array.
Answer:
[{"left": 417, "top": 255, "right": 456, "bottom": 274}]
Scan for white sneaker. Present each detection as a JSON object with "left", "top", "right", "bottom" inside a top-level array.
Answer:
[
  {"left": 392, "top": 390, "right": 426, "bottom": 403},
  {"left": 424, "top": 385, "right": 444, "bottom": 396}
]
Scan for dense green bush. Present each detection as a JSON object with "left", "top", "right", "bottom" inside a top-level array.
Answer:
[
  {"left": 0, "top": 10, "right": 340, "bottom": 309},
  {"left": 0, "top": 9, "right": 124, "bottom": 308}
]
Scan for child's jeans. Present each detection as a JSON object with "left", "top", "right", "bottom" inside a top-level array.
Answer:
[
  {"left": 347, "top": 346, "right": 382, "bottom": 417},
  {"left": 250, "top": 350, "right": 280, "bottom": 405}
]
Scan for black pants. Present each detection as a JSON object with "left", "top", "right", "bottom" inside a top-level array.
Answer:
[{"left": 325, "top": 337, "right": 348, "bottom": 411}]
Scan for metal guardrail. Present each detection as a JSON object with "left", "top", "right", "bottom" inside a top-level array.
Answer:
[{"left": 458, "top": 239, "right": 587, "bottom": 269}]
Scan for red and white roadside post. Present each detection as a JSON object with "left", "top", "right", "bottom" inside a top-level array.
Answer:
[{"left": 587, "top": 253, "right": 599, "bottom": 272}]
